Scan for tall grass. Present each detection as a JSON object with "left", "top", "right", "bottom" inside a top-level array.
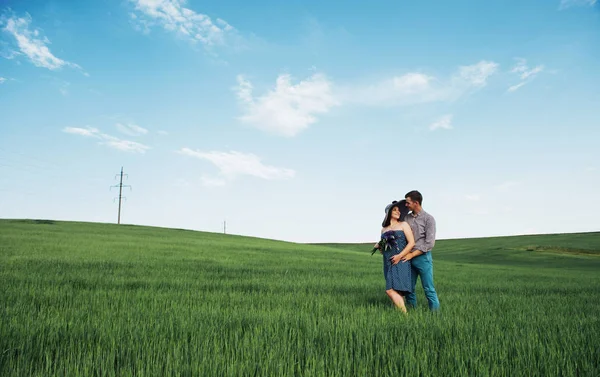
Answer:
[{"left": 1, "top": 220, "right": 599, "bottom": 376}]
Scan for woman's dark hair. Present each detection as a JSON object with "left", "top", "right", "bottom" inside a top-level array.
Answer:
[{"left": 382, "top": 200, "right": 409, "bottom": 227}]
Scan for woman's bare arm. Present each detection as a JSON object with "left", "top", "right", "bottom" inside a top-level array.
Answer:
[{"left": 397, "top": 222, "right": 415, "bottom": 258}]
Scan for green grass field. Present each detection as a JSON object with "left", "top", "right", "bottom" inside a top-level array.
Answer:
[{"left": 1, "top": 219, "right": 599, "bottom": 376}]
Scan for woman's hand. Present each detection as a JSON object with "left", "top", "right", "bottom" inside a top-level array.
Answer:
[{"left": 373, "top": 242, "right": 383, "bottom": 254}]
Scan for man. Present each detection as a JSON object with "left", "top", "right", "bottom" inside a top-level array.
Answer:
[{"left": 400, "top": 190, "right": 440, "bottom": 311}]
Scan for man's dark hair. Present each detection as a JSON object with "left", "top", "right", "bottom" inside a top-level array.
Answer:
[{"left": 405, "top": 190, "right": 423, "bottom": 205}]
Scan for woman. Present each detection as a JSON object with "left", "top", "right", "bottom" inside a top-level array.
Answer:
[{"left": 375, "top": 200, "right": 415, "bottom": 313}]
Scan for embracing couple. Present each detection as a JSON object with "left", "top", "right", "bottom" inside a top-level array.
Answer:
[{"left": 374, "top": 190, "right": 440, "bottom": 314}]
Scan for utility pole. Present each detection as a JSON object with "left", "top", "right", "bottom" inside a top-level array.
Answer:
[
  {"left": 110, "top": 167, "right": 132, "bottom": 224},
  {"left": 224, "top": 220, "right": 227, "bottom": 234}
]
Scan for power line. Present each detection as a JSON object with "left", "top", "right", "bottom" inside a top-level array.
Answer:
[{"left": 110, "top": 167, "right": 131, "bottom": 224}]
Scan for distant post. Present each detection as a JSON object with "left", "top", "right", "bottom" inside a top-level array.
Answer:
[
  {"left": 224, "top": 220, "right": 227, "bottom": 234},
  {"left": 110, "top": 167, "right": 132, "bottom": 224}
]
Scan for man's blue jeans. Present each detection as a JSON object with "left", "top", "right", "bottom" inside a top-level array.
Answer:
[{"left": 406, "top": 252, "right": 440, "bottom": 310}]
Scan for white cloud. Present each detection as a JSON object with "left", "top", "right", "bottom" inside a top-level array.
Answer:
[
  {"left": 42, "top": 76, "right": 72, "bottom": 95},
  {"left": 116, "top": 123, "right": 148, "bottom": 136},
  {"left": 508, "top": 82, "right": 527, "bottom": 92},
  {"left": 455, "top": 60, "right": 499, "bottom": 87},
  {"left": 57, "top": 80, "right": 70, "bottom": 96},
  {"left": 511, "top": 58, "right": 544, "bottom": 80},
  {"left": 62, "top": 127, "right": 150, "bottom": 153},
  {"left": 393, "top": 73, "right": 433, "bottom": 93},
  {"left": 157, "top": 130, "right": 169, "bottom": 135},
  {"left": 559, "top": 0, "right": 597, "bottom": 9},
  {"left": 518, "top": 66, "right": 544, "bottom": 80},
  {"left": 465, "top": 194, "right": 481, "bottom": 201},
  {"left": 235, "top": 73, "right": 339, "bottom": 137},
  {"left": 341, "top": 60, "right": 498, "bottom": 106},
  {"left": 178, "top": 148, "right": 295, "bottom": 182},
  {"left": 0, "top": 77, "right": 5, "bottom": 84},
  {"left": 508, "top": 58, "right": 544, "bottom": 92},
  {"left": 1, "top": 13, "right": 82, "bottom": 71},
  {"left": 63, "top": 126, "right": 101, "bottom": 137},
  {"left": 429, "top": 114, "right": 453, "bottom": 131},
  {"left": 341, "top": 73, "right": 438, "bottom": 106},
  {"left": 129, "top": 0, "right": 237, "bottom": 47},
  {"left": 0, "top": 40, "right": 21, "bottom": 60},
  {"left": 233, "top": 61, "right": 498, "bottom": 136},
  {"left": 100, "top": 136, "right": 150, "bottom": 153}
]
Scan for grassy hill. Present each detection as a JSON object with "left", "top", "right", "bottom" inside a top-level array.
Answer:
[
  {"left": 1, "top": 219, "right": 599, "bottom": 376},
  {"left": 319, "top": 231, "right": 600, "bottom": 269}
]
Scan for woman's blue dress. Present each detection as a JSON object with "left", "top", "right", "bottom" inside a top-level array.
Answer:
[{"left": 381, "top": 230, "right": 413, "bottom": 294}]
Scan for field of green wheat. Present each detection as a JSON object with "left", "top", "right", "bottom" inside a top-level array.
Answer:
[{"left": 1, "top": 219, "right": 599, "bottom": 376}]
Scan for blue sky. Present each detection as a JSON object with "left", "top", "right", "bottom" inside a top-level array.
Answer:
[{"left": 1, "top": 0, "right": 599, "bottom": 243}]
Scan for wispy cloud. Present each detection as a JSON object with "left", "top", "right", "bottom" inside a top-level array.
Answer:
[
  {"left": 116, "top": 123, "right": 148, "bottom": 136},
  {"left": 465, "top": 194, "right": 481, "bottom": 201},
  {"left": 0, "top": 39, "right": 21, "bottom": 60},
  {"left": 507, "top": 58, "right": 544, "bottom": 92},
  {"left": 129, "top": 0, "right": 237, "bottom": 48},
  {"left": 341, "top": 60, "right": 499, "bottom": 106},
  {"left": 100, "top": 136, "right": 150, "bottom": 153},
  {"left": 157, "top": 130, "right": 169, "bottom": 135},
  {"left": 559, "top": 0, "right": 597, "bottom": 9},
  {"left": 507, "top": 82, "right": 527, "bottom": 92},
  {"left": 429, "top": 114, "right": 453, "bottom": 131},
  {"left": 1, "top": 13, "right": 83, "bottom": 72},
  {"left": 63, "top": 127, "right": 150, "bottom": 153},
  {"left": 178, "top": 148, "right": 295, "bottom": 184},
  {"left": 0, "top": 77, "right": 5, "bottom": 84},
  {"left": 455, "top": 61, "right": 499, "bottom": 87},
  {"left": 234, "top": 60, "right": 497, "bottom": 137},
  {"left": 235, "top": 73, "right": 339, "bottom": 137},
  {"left": 56, "top": 79, "right": 70, "bottom": 96},
  {"left": 340, "top": 73, "right": 437, "bottom": 106},
  {"left": 63, "top": 127, "right": 100, "bottom": 137},
  {"left": 41, "top": 75, "right": 72, "bottom": 95}
]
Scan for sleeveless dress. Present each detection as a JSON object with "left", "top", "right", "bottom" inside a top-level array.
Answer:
[{"left": 381, "top": 230, "right": 413, "bottom": 294}]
